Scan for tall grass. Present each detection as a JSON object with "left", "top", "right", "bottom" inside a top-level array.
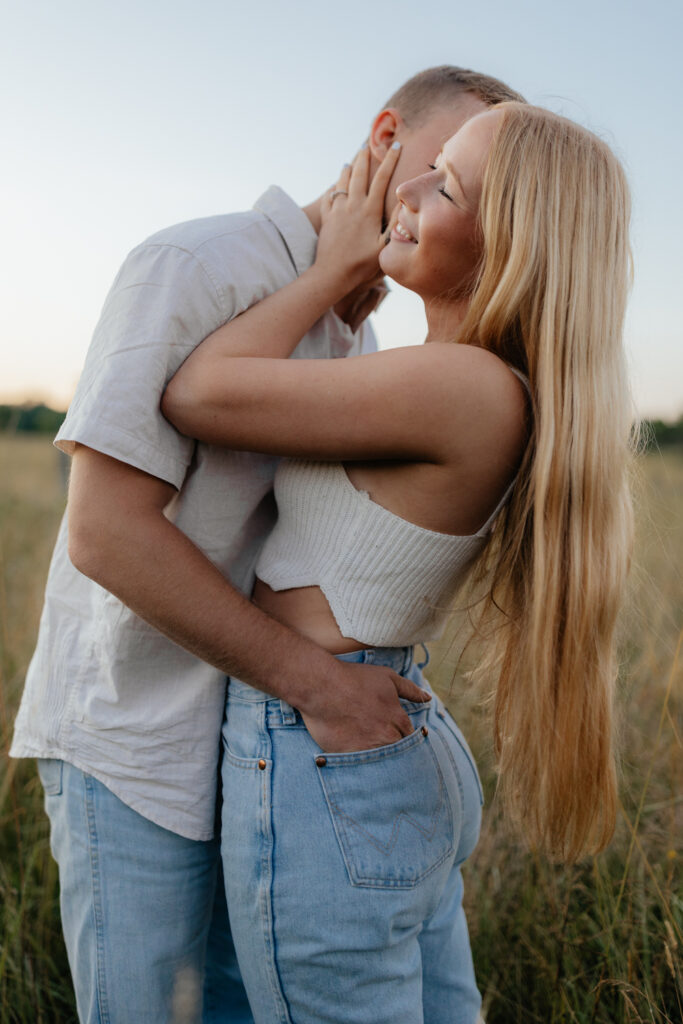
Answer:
[
  {"left": 0, "top": 436, "right": 74, "bottom": 1022},
  {"left": 0, "top": 435, "right": 681, "bottom": 1023}
]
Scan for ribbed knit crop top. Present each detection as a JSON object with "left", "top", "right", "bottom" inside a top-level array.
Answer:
[{"left": 254, "top": 456, "right": 520, "bottom": 648}]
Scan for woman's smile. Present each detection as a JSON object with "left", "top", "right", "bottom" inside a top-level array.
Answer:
[{"left": 392, "top": 220, "right": 418, "bottom": 243}]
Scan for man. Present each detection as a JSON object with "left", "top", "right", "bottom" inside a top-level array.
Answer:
[{"left": 11, "top": 66, "right": 523, "bottom": 1023}]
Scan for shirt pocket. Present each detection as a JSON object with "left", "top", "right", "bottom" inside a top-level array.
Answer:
[{"left": 314, "top": 727, "right": 454, "bottom": 889}]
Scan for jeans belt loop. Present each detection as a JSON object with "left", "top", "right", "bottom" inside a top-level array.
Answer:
[
  {"left": 416, "top": 643, "right": 430, "bottom": 670},
  {"left": 279, "top": 700, "right": 298, "bottom": 725}
]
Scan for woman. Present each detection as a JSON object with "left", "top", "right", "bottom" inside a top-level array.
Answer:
[{"left": 162, "top": 103, "right": 633, "bottom": 1023}]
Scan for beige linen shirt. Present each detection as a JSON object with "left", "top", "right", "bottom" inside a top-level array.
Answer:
[{"left": 10, "top": 187, "right": 376, "bottom": 840}]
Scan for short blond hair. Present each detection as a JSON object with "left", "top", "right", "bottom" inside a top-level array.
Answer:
[{"left": 382, "top": 66, "right": 525, "bottom": 125}]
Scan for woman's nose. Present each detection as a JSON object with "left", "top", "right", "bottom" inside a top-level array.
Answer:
[
  {"left": 395, "top": 180, "right": 416, "bottom": 210},
  {"left": 395, "top": 173, "right": 425, "bottom": 211}
]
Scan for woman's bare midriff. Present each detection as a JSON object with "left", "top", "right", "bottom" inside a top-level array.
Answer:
[{"left": 252, "top": 578, "right": 369, "bottom": 654}]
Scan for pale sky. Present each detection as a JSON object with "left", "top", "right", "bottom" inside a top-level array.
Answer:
[{"left": 1, "top": 0, "right": 681, "bottom": 419}]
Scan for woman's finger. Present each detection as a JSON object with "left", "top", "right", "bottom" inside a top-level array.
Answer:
[
  {"left": 322, "top": 162, "right": 352, "bottom": 214},
  {"left": 333, "top": 161, "right": 352, "bottom": 197},
  {"left": 368, "top": 141, "right": 402, "bottom": 207},
  {"left": 348, "top": 145, "right": 371, "bottom": 199}
]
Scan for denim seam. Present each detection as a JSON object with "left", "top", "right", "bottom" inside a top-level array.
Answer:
[
  {"left": 433, "top": 726, "right": 466, "bottom": 811},
  {"left": 433, "top": 725, "right": 484, "bottom": 869},
  {"left": 258, "top": 710, "right": 293, "bottom": 1023},
  {"left": 83, "top": 773, "right": 109, "bottom": 1024},
  {"left": 431, "top": 729, "right": 478, "bottom": 871},
  {"left": 435, "top": 703, "right": 484, "bottom": 806}
]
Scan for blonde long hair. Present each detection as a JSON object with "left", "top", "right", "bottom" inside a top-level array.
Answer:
[{"left": 459, "top": 103, "right": 634, "bottom": 861}]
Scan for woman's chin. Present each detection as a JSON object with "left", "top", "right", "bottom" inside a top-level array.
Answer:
[
  {"left": 379, "top": 249, "right": 421, "bottom": 297},
  {"left": 378, "top": 245, "right": 405, "bottom": 285}
]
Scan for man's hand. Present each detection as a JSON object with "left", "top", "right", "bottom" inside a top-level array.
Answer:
[
  {"left": 67, "top": 446, "right": 430, "bottom": 750},
  {"left": 297, "top": 660, "right": 430, "bottom": 754}
]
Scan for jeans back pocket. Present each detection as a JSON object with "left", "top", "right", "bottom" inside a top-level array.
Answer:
[{"left": 315, "top": 728, "right": 454, "bottom": 889}]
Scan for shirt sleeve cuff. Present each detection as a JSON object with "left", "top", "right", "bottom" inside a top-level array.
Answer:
[{"left": 55, "top": 420, "right": 192, "bottom": 490}]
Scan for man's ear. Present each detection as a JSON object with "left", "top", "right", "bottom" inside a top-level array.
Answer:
[{"left": 368, "top": 108, "right": 405, "bottom": 161}]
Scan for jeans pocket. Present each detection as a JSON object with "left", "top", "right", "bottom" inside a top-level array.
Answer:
[
  {"left": 315, "top": 728, "right": 454, "bottom": 889},
  {"left": 399, "top": 696, "right": 432, "bottom": 713},
  {"left": 37, "top": 758, "right": 63, "bottom": 796}
]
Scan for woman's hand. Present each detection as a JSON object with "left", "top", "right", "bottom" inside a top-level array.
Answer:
[
  {"left": 314, "top": 143, "right": 402, "bottom": 293},
  {"left": 162, "top": 143, "right": 403, "bottom": 438}
]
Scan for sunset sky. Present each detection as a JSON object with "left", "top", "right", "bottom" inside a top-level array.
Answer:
[{"left": 1, "top": 0, "right": 681, "bottom": 418}]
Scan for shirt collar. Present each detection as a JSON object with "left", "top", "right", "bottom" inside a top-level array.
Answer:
[{"left": 253, "top": 186, "right": 318, "bottom": 277}]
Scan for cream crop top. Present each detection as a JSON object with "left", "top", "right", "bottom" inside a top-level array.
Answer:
[{"left": 254, "top": 459, "right": 519, "bottom": 648}]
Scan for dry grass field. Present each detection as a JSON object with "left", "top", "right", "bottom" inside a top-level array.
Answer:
[{"left": 0, "top": 434, "right": 681, "bottom": 1023}]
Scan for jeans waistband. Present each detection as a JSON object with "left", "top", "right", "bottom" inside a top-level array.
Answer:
[
  {"left": 228, "top": 646, "right": 415, "bottom": 703},
  {"left": 334, "top": 646, "right": 414, "bottom": 674}
]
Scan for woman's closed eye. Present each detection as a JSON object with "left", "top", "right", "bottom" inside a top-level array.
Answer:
[{"left": 427, "top": 164, "right": 454, "bottom": 202}]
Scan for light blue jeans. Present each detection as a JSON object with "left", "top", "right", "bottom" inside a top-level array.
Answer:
[
  {"left": 37, "top": 758, "right": 253, "bottom": 1024},
  {"left": 221, "top": 646, "right": 484, "bottom": 1024}
]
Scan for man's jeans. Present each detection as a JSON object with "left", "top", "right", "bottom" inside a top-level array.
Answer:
[
  {"left": 221, "top": 646, "right": 484, "bottom": 1024},
  {"left": 38, "top": 758, "right": 253, "bottom": 1024}
]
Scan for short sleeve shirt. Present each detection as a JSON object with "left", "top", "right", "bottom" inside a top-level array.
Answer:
[{"left": 10, "top": 187, "right": 377, "bottom": 840}]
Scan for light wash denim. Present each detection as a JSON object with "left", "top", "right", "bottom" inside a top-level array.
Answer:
[
  {"left": 37, "top": 758, "right": 253, "bottom": 1024},
  {"left": 221, "top": 646, "right": 484, "bottom": 1024}
]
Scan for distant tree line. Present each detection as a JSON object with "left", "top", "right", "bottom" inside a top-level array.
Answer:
[
  {"left": 1, "top": 402, "right": 682, "bottom": 449},
  {"left": 643, "top": 416, "right": 683, "bottom": 448},
  {"left": 0, "top": 404, "right": 66, "bottom": 434}
]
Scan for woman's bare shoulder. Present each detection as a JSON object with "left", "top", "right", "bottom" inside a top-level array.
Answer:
[
  {"left": 417, "top": 339, "right": 526, "bottom": 390},
  {"left": 401, "top": 341, "right": 530, "bottom": 461}
]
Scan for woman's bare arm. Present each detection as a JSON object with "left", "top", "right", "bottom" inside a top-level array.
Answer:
[
  {"left": 162, "top": 339, "right": 526, "bottom": 467},
  {"left": 161, "top": 142, "right": 526, "bottom": 471}
]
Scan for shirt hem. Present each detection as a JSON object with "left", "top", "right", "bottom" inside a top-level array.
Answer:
[{"left": 9, "top": 743, "right": 214, "bottom": 842}]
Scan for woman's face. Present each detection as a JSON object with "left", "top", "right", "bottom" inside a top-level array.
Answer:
[{"left": 379, "top": 109, "right": 501, "bottom": 304}]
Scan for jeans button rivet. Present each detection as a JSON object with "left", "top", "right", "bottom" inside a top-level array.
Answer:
[
  {"left": 315, "top": 756, "right": 327, "bottom": 768},
  {"left": 421, "top": 726, "right": 429, "bottom": 737},
  {"left": 258, "top": 759, "right": 267, "bottom": 770}
]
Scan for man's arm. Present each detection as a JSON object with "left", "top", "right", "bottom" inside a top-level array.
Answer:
[{"left": 68, "top": 445, "right": 428, "bottom": 752}]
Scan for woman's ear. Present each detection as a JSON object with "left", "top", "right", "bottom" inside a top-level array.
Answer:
[{"left": 368, "top": 108, "right": 405, "bottom": 161}]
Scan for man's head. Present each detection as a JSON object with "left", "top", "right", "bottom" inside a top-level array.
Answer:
[{"left": 368, "top": 66, "right": 525, "bottom": 221}]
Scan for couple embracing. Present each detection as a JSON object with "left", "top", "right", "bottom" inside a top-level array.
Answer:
[{"left": 11, "top": 64, "right": 634, "bottom": 1023}]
